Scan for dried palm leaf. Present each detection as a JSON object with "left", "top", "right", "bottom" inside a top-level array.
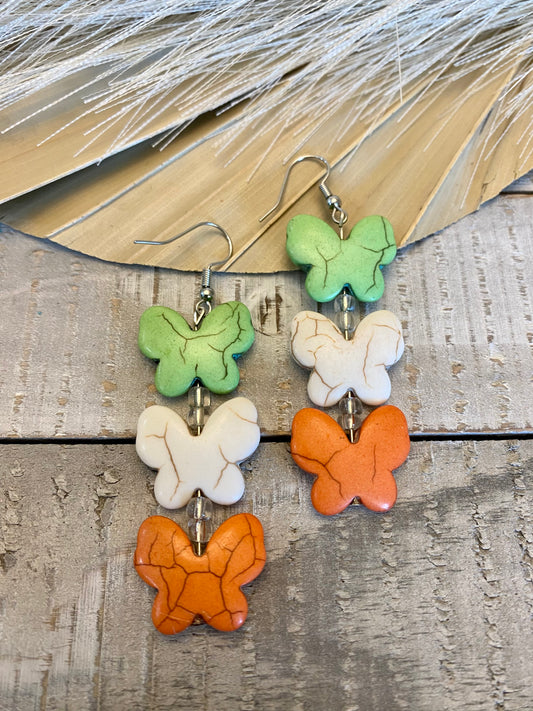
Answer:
[{"left": 0, "top": 0, "right": 532, "bottom": 271}]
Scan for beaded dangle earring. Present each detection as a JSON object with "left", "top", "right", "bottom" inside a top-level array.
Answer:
[
  {"left": 261, "top": 156, "right": 410, "bottom": 515},
  {"left": 132, "top": 222, "right": 265, "bottom": 635}
]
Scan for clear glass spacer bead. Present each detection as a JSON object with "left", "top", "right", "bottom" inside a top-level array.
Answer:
[
  {"left": 187, "top": 490, "right": 214, "bottom": 555},
  {"left": 339, "top": 391, "right": 362, "bottom": 415},
  {"left": 186, "top": 492, "right": 213, "bottom": 520},
  {"left": 187, "top": 385, "right": 211, "bottom": 433},
  {"left": 335, "top": 310, "right": 356, "bottom": 337},
  {"left": 334, "top": 291, "right": 356, "bottom": 313},
  {"left": 338, "top": 391, "right": 362, "bottom": 441},
  {"left": 334, "top": 291, "right": 357, "bottom": 338},
  {"left": 187, "top": 518, "right": 213, "bottom": 545}
]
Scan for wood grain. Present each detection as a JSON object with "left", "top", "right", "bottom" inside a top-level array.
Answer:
[
  {"left": 1, "top": 180, "right": 532, "bottom": 711},
  {"left": 0, "top": 440, "right": 532, "bottom": 711},
  {"left": 0, "top": 191, "right": 531, "bottom": 438}
]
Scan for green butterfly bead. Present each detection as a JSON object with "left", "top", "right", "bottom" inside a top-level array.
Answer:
[
  {"left": 286, "top": 213, "right": 396, "bottom": 303},
  {"left": 138, "top": 301, "right": 254, "bottom": 396}
]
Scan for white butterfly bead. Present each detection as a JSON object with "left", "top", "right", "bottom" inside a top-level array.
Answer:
[
  {"left": 136, "top": 397, "right": 260, "bottom": 509},
  {"left": 291, "top": 310, "right": 404, "bottom": 407}
]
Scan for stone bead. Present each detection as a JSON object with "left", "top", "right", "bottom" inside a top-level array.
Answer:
[
  {"left": 286, "top": 213, "right": 396, "bottom": 302},
  {"left": 290, "top": 309, "right": 404, "bottom": 407},
  {"left": 290, "top": 405, "right": 410, "bottom": 515},
  {"left": 138, "top": 301, "right": 255, "bottom": 396},
  {"left": 136, "top": 398, "right": 260, "bottom": 508},
  {"left": 134, "top": 513, "right": 266, "bottom": 634}
]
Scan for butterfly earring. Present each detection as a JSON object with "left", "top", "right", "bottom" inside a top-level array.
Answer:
[
  {"left": 261, "top": 155, "right": 410, "bottom": 515},
  {"left": 132, "top": 222, "right": 265, "bottom": 634}
]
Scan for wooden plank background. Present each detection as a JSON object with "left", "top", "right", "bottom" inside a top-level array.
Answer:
[
  {"left": 0, "top": 180, "right": 532, "bottom": 710},
  {"left": 1, "top": 192, "right": 532, "bottom": 439}
]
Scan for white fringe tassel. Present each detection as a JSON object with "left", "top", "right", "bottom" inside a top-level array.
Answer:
[{"left": 1, "top": 0, "right": 532, "bottom": 161}]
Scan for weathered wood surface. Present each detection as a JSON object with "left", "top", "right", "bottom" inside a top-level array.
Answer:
[
  {"left": 1, "top": 186, "right": 532, "bottom": 711},
  {"left": 1, "top": 441, "right": 532, "bottom": 711},
  {"left": 0, "top": 191, "right": 532, "bottom": 438}
]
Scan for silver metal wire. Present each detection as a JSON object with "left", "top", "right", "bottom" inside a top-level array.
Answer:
[
  {"left": 134, "top": 221, "right": 233, "bottom": 271},
  {"left": 134, "top": 221, "right": 234, "bottom": 327},
  {"left": 259, "top": 155, "right": 348, "bottom": 238}
]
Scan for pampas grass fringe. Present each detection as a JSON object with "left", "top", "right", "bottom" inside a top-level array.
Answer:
[{"left": 1, "top": 0, "right": 532, "bottom": 163}]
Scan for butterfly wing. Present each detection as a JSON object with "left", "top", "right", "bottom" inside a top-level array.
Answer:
[
  {"left": 348, "top": 310, "right": 404, "bottom": 406},
  {"left": 198, "top": 397, "right": 260, "bottom": 505},
  {"left": 134, "top": 515, "right": 197, "bottom": 634},
  {"left": 349, "top": 405, "right": 409, "bottom": 512},
  {"left": 344, "top": 216, "right": 396, "bottom": 302},
  {"left": 193, "top": 301, "right": 255, "bottom": 394},
  {"left": 290, "top": 311, "right": 348, "bottom": 407},
  {"left": 139, "top": 306, "right": 197, "bottom": 396},
  {"left": 138, "top": 301, "right": 254, "bottom": 396},
  {"left": 136, "top": 405, "right": 197, "bottom": 509},
  {"left": 286, "top": 215, "right": 348, "bottom": 302},
  {"left": 134, "top": 513, "right": 265, "bottom": 634},
  {"left": 291, "top": 408, "right": 353, "bottom": 515},
  {"left": 290, "top": 310, "right": 345, "bottom": 368},
  {"left": 204, "top": 513, "right": 266, "bottom": 631}
]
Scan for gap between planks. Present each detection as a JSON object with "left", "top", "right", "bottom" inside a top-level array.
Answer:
[{"left": 1, "top": 431, "right": 533, "bottom": 446}]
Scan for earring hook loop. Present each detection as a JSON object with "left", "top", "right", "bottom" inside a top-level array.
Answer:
[
  {"left": 259, "top": 154, "right": 348, "bottom": 237},
  {"left": 135, "top": 221, "right": 233, "bottom": 328},
  {"left": 259, "top": 155, "right": 331, "bottom": 223},
  {"left": 134, "top": 221, "right": 233, "bottom": 271}
]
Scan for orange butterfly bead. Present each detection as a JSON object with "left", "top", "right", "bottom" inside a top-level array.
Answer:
[
  {"left": 134, "top": 513, "right": 266, "bottom": 634},
  {"left": 291, "top": 405, "right": 410, "bottom": 515}
]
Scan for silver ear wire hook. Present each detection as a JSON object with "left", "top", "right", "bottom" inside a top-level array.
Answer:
[
  {"left": 134, "top": 221, "right": 233, "bottom": 327},
  {"left": 259, "top": 155, "right": 348, "bottom": 238}
]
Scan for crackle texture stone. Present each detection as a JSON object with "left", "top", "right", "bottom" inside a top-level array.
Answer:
[
  {"left": 291, "top": 309, "right": 404, "bottom": 407},
  {"left": 134, "top": 513, "right": 266, "bottom": 634},
  {"left": 286, "top": 213, "right": 396, "bottom": 302},
  {"left": 291, "top": 405, "right": 410, "bottom": 514},
  {"left": 136, "top": 398, "right": 260, "bottom": 508},
  {"left": 138, "top": 301, "right": 255, "bottom": 396}
]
